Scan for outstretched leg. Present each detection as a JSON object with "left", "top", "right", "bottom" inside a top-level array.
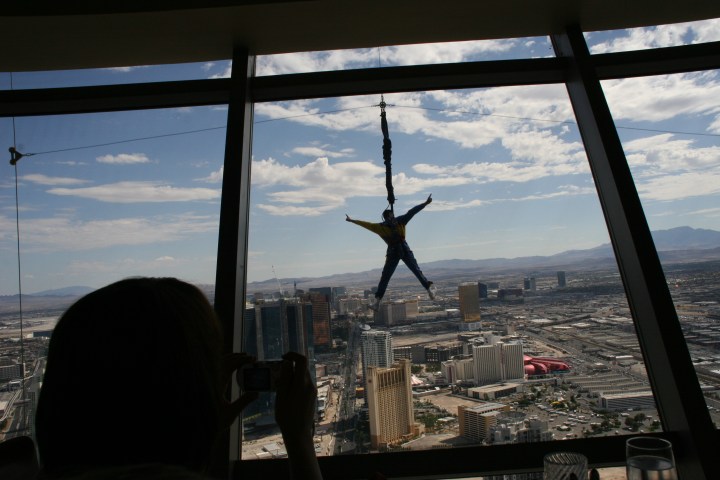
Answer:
[
  {"left": 375, "top": 247, "right": 401, "bottom": 300},
  {"left": 400, "top": 244, "right": 431, "bottom": 290}
]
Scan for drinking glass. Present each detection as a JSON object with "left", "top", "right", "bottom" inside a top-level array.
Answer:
[
  {"left": 626, "top": 437, "right": 677, "bottom": 480},
  {"left": 543, "top": 451, "right": 587, "bottom": 480}
]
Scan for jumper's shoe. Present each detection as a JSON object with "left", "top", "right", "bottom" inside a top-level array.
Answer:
[
  {"left": 427, "top": 282, "right": 437, "bottom": 300},
  {"left": 368, "top": 297, "right": 381, "bottom": 311}
]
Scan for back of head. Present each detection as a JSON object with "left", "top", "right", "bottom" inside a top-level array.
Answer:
[
  {"left": 382, "top": 210, "right": 393, "bottom": 221},
  {"left": 36, "top": 277, "right": 223, "bottom": 474}
]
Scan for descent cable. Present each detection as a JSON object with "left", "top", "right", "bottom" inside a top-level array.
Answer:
[{"left": 379, "top": 96, "right": 395, "bottom": 213}]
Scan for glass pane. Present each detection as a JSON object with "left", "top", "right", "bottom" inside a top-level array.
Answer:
[
  {"left": 255, "top": 37, "right": 553, "bottom": 76},
  {"left": 242, "top": 86, "right": 662, "bottom": 459},
  {"left": 602, "top": 69, "right": 720, "bottom": 428},
  {"left": 585, "top": 17, "right": 720, "bottom": 53},
  {"left": 0, "top": 106, "right": 226, "bottom": 442},
  {"left": 1, "top": 60, "right": 231, "bottom": 90}
]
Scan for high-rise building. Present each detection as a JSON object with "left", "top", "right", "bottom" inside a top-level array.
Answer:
[
  {"left": 366, "top": 359, "right": 415, "bottom": 449},
  {"left": 473, "top": 341, "right": 525, "bottom": 385},
  {"left": 243, "top": 299, "right": 314, "bottom": 360},
  {"left": 478, "top": 282, "right": 488, "bottom": 299},
  {"left": 459, "top": 282, "right": 481, "bottom": 322},
  {"left": 242, "top": 299, "right": 315, "bottom": 419},
  {"left": 337, "top": 297, "right": 364, "bottom": 315},
  {"left": 458, "top": 402, "right": 509, "bottom": 443},
  {"left": 502, "top": 342, "right": 525, "bottom": 380},
  {"left": 557, "top": 271, "right": 567, "bottom": 288},
  {"left": 486, "top": 413, "right": 552, "bottom": 480},
  {"left": 473, "top": 344, "right": 502, "bottom": 384},
  {"left": 361, "top": 330, "right": 394, "bottom": 387},
  {"left": 441, "top": 356, "right": 475, "bottom": 384},
  {"left": 376, "top": 300, "right": 419, "bottom": 327},
  {"left": 305, "top": 291, "right": 331, "bottom": 348}
]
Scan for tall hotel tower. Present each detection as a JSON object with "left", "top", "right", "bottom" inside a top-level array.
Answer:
[
  {"left": 473, "top": 342, "right": 524, "bottom": 385},
  {"left": 458, "top": 282, "right": 481, "bottom": 331},
  {"left": 361, "top": 330, "right": 394, "bottom": 386},
  {"left": 243, "top": 299, "right": 314, "bottom": 361},
  {"left": 366, "top": 359, "right": 415, "bottom": 449},
  {"left": 305, "top": 291, "right": 331, "bottom": 349}
]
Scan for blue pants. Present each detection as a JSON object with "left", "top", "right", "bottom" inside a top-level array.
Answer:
[{"left": 376, "top": 242, "right": 431, "bottom": 299}]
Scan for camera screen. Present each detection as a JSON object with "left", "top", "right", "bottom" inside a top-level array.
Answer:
[{"left": 242, "top": 367, "right": 272, "bottom": 391}]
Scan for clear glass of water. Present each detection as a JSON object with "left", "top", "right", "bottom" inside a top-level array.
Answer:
[
  {"left": 626, "top": 437, "right": 677, "bottom": 480},
  {"left": 543, "top": 452, "right": 587, "bottom": 480}
]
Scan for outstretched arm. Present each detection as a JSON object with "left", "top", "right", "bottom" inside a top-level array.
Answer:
[
  {"left": 345, "top": 214, "right": 385, "bottom": 236},
  {"left": 398, "top": 194, "right": 432, "bottom": 224}
]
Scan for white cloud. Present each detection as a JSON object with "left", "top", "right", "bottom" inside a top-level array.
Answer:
[
  {"left": 22, "top": 174, "right": 90, "bottom": 186},
  {"left": 687, "top": 207, "right": 720, "bottom": 217},
  {"left": 256, "top": 86, "right": 577, "bottom": 154},
  {"left": 623, "top": 134, "right": 720, "bottom": 174},
  {"left": 602, "top": 72, "right": 720, "bottom": 123},
  {"left": 96, "top": 153, "right": 150, "bottom": 164},
  {"left": 256, "top": 204, "right": 336, "bottom": 217},
  {"left": 256, "top": 39, "right": 518, "bottom": 75},
  {"left": 47, "top": 181, "right": 220, "bottom": 203},
  {"left": 105, "top": 66, "right": 135, "bottom": 73},
  {"left": 0, "top": 213, "right": 216, "bottom": 252},
  {"left": 637, "top": 171, "right": 720, "bottom": 201},
  {"left": 57, "top": 161, "right": 87, "bottom": 166},
  {"left": 398, "top": 185, "right": 594, "bottom": 213},
  {"left": 196, "top": 166, "right": 224, "bottom": 183},
  {"left": 589, "top": 18, "right": 720, "bottom": 53},
  {"left": 154, "top": 256, "right": 177, "bottom": 262},
  {"left": 291, "top": 146, "right": 355, "bottom": 158}
]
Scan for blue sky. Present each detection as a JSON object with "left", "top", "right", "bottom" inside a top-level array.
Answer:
[{"left": 1, "top": 19, "right": 719, "bottom": 295}]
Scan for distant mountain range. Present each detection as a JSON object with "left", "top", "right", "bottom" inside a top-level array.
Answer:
[
  {"left": 249, "top": 226, "right": 720, "bottom": 291},
  {"left": 4, "top": 226, "right": 719, "bottom": 298},
  {"left": 29, "top": 286, "right": 96, "bottom": 297}
]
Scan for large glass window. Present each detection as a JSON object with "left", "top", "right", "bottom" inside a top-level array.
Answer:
[
  {"left": 254, "top": 37, "right": 553, "bottom": 77},
  {"left": 242, "top": 85, "right": 663, "bottom": 460},
  {"left": 585, "top": 17, "right": 720, "bottom": 53},
  {"left": 0, "top": 106, "right": 227, "bottom": 442},
  {"left": 601, "top": 70, "right": 720, "bottom": 428},
  {"left": 0, "top": 60, "right": 231, "bottom": 90}
]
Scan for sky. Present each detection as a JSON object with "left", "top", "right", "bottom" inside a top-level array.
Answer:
[{"left": 1, "top": 19, "right": 719, "bottom": 295}]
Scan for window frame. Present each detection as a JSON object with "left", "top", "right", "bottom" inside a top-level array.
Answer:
[{"left": 2, "top": 27, "right": 719, "bottom": 480}]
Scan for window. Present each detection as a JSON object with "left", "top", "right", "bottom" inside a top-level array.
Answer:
[
  {"left": 585, "top": 17, "right": 720, "bottom": 53},
  {"left": 242, "top": 85, "right": 664, "bottom": 460},
  {"left": 0, "top": 106, "right": 226, "bottom": 443},
  {"left": 1, "top": 61, "right": 230, "bottom": 90},
  {"left": 255, "top": 37, "right": 553, "bottom": 76},
  {"left": 2, "top": 20, "right": 719, "bottom": 480},
  {"left": 602, "top": 70, "right": 720, "bottom": 427}
]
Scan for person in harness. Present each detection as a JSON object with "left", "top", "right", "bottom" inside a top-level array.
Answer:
[{"left": 346, "top": 194, "right": 436, "bottom": 310}]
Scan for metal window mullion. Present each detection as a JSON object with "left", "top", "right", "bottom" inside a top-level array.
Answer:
[
  {"left": 213, "top": 46, "right": 255, "bottom": 476},
  {"left": 552, "top": 25, "right": 718, "bottom": 480}
]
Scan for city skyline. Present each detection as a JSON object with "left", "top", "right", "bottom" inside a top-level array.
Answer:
[{"left": 2, "top": 19, "right": 720, "bottom": 295}]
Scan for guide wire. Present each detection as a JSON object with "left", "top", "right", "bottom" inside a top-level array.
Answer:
[
  {"left": 8, "top": 72, "right": 29, "bottom": 436},
  {"left": 7, "top": 103, "right": 717, "bottom": 162}
]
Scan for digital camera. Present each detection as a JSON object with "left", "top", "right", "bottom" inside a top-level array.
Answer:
[{"left": 238, "top": 360, "right": 283, "bottom": 392}]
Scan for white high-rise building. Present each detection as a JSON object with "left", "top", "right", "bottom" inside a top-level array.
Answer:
[
  {"left": 502, "top": 342, "right": 525, "bottom": 380},
  {"left": 361, "top": 330, "right": 394, "bottom": 386},
  {"left": 473, "top": 344, "right": 502, "bottom": 384},
  {"left": 473, "top": 341, "right": 525, "bottom": 385},
  {"left": 441, "top": 356, "right": 475, "bottom": 384}
]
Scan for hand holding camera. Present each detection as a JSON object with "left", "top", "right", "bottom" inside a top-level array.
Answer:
[{"left": 238, "top": 360, "right": 283, "bottom": 392}]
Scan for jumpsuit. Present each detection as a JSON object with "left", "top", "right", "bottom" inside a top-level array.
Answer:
[{"left": 348, "top": 202, "right": 432, "bottom": 299}]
